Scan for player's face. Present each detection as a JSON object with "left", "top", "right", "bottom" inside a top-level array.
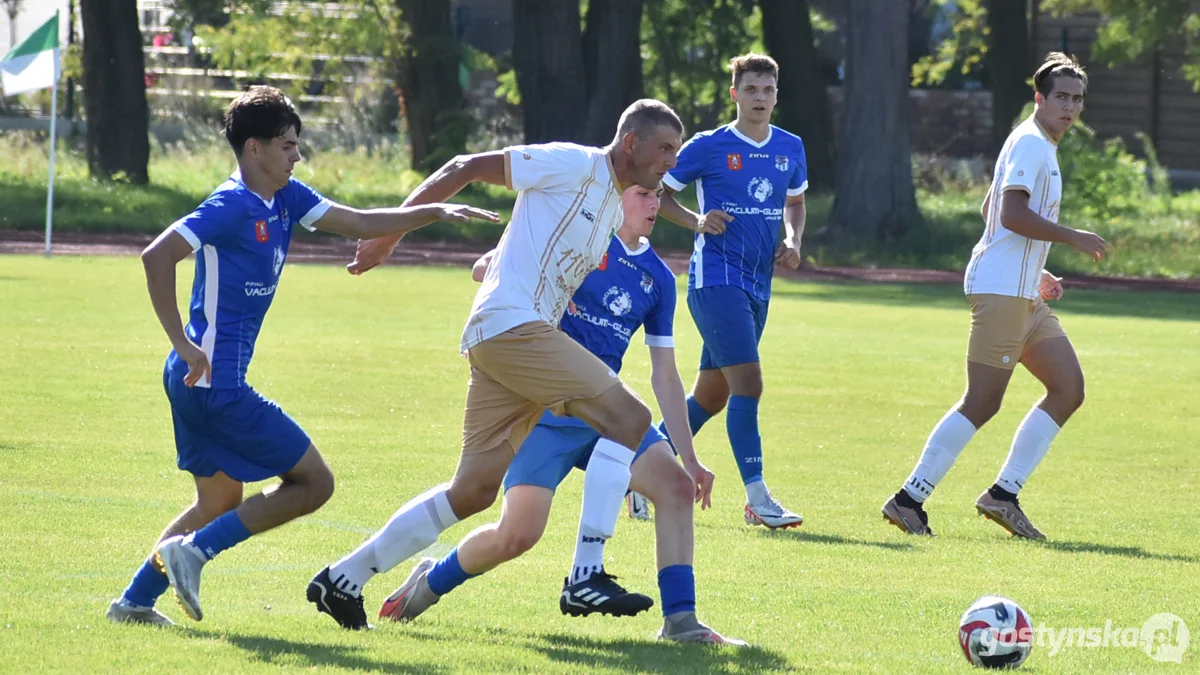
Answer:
[
  {"left": 620, "top": 186, "right": 663, "bottom": 238},
  {"left": 1035, "top": 76, "right": 1085, "bottom": 138},
  {"left": 625, "top": 125, "right": 681, "bottom": 190},
  {"left": 248, "top": 126, "right": 303, "bottom": 191},
  {"left": 731, "top": 72, "right": 778, "bottom": 124}
]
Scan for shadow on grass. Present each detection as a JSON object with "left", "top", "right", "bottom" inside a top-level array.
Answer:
[
  {"left": 528, "top": 631, "right": 797, "bottom": 674},
  {"left": 759, "top": 529, "right": 915, "bottom": 551},
  {"left": 771, "top": 280, "right": 1200, "bottom": 322},
  {"left": 1033, "top": 540, "right": 1200, "bottom": 564},
  {"left": 192, "top": 629, "right": 448, "bottom": 674}
]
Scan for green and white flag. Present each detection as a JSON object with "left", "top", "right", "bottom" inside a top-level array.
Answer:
[{"left": 1, "top": 13, "right": 60, "bottom": 96}]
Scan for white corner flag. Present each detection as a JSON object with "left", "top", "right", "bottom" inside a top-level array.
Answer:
[{"left": 1, "top": 12, "right": 62, "bottom": 257}]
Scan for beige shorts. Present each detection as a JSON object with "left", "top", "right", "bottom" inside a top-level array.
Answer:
[
  {"left": 967, "top": 294, "right": 1067, "bottom": 370},
  {"left": 461, "top": 321, "right": 621, "bottom": 456}
]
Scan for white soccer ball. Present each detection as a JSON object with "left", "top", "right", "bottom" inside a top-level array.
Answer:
[{"left": 958, "top": 596, "right": 1033, "bottom": 668}]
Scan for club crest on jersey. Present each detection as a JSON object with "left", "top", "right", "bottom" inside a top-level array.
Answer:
[
  {"left": 255, "top": 220, "right": 269, "bottom": 242},
  {"left": 272, "top": 246, "right": 285, "bottom": 277},
  {"left": 640, "top": 272, "right": 654, "bottom": 294},
  {"left": 603, "top": 286, "right": 632, "bottom": 317},
  {"left": 748, "top": 177, "right": 774, "bottom": 203},
  {"left": 775, "top": 155, "right": 788, "bottom": 172},
  {"left": 727, "top": 153, "right": 743, "bottom": 171}
]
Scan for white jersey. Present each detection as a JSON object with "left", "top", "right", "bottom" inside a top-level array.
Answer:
[
  {"left": 964, "top": 116, "right": 1062, "bottom": 300},
  {"left": 461, "top": 143, "right": 623, "bottom": 353}
]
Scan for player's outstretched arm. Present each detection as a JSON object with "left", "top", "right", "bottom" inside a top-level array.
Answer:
[
  {"left": 141, "top": 228, "right": 210, "bottom": 387},
  {"left": 648, "top": 346, "right": 714, "bottom": 509},
  {"left": 315, "top": 203, "right": 499, "bottom": 242},
  {"left": 348, "top": 151, "right": 508, "bottom": 275},
  {"left": 660, "top": 187, "right": 732, "bottom": 236},
  {"left": 1000, "top": 190, "right": 1107, "bottom": 261},
  {"left": 471, "top": 249, "right": 497, "bottom": 282}
]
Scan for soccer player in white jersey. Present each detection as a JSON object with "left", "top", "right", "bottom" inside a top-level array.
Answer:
[
  {"left": 308, "top": 100, "right": 685, "bottom": 630},
  {"left": 106, "top": 86, "right": 497, "bottom": 626},
  {"left": 882, "top": 53, "right": 1108, "bottom": 539}
]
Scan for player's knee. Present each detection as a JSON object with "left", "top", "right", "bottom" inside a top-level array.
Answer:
[
  {"left": 306, "top": 464, "right": 336, "bottom": 510},
  {"left": 692, "top": 389, "right": 728, "bottom": 415},
  {"left": 618, "top": 403, "right": 653, "bottom": 445},
  {"left": 1054, "top": 378, "right": 1086, "bottom": 414},
  {"left": 657, "top": 466, "right": 696, "bottom": 510},
  {"left": 448, "top": 481, "right": 499, "bottom": 519},
  {"left": 961, "top": 391, "right": 1003, "bottom": 426},
  {"left": 496, "top": 525, "right": 543, "bottom": 560}
]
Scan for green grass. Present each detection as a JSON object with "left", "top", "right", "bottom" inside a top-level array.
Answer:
[
  {"left": 2, "top": 131, "right": 1198, "bottom": 279},
  {"left": 1, "top": 256, "right": 1198, "bottom": 674}
]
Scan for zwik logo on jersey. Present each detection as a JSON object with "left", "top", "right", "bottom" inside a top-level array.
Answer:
[{"left": 747, "top": 177, "right": 774, "bottom": 203}]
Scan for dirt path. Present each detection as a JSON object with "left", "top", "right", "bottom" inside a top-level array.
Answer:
[{"left": 2, "top": 230, "right": 1197, "bottom": 293}]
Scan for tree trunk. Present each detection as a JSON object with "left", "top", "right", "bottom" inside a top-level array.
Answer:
[
  {"left": 987, "top": 0, "right": 1029, "bottom": 154},
  {"left": 511, "top": 0, "right": 587, "bottom": 143},
  {"left": 758, "top": 0, "right": 836, "bottom": 191},
  {"left": 81, "top": 0, "right": 150, "bottom": 184},
  {"left": 580, "top": 0, "right": 644, "bottom": 145},
  {"left": 395, "top": 0, "right": 468, "bottom": 172},
  {"left": 829, "top": 0, "right": 920, "bottom": 240}
]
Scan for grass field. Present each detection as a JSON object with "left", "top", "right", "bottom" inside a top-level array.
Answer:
[{"left": 1, "top": 255, "right": 1197, "bottom": 673}]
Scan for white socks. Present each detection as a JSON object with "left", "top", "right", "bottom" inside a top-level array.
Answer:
[
  {"left": 329, "top": 485, "right": 459, "bottom": 596},
  {"left": 745, "top": 478, "right": 770, "bottom": 505},
  {"left": 903, "top": 410, "right": 978, "bottom": 503},
  {"left": 995, "top": 407, "right": 1061, "bottom": 494},
  {"left": 571, "top": 439, "right": 636, "bottom": 584}
]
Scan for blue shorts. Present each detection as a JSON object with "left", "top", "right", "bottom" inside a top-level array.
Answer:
[
  {"left": 163, "top": 363, "right": 311, "bottom": 483},
  {"left": 503, "top": 412, "right": 667, "bottom": 492},
  {"left": 688, "top": 285, "right": 770, "bottom": 370}
]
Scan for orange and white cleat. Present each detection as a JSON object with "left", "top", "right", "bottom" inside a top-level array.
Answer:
[{"left": 744, "top": 496, "right": 803, "bottom": 530}]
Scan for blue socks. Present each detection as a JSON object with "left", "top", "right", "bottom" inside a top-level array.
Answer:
[
  {"left": 121, "top": 559, "right": 170, "bottom": 607},
  {"left": 657, "top": 565, "right": 696, "bottom": 616},
  {"left": 188, "top": 511, "right": 251, "bottom": 561},
  {"left": 427, "top": 548, "right": 477, "bottom": 596},
  {"left": 658, "top": 395, "right": 716, "bottom": 444},
  {"left": 727, "top": 395, "right": 764, "bottom": 485}
]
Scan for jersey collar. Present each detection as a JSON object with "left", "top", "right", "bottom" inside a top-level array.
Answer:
[
  {"left": 616, "top": 235, "right": 651, "bottom": 256},
  {"left": 726, "top": 123, "right": 773, "bottom": 149},
  {"left": 230, "top": 170, "right": 277, "bottom": 209}
]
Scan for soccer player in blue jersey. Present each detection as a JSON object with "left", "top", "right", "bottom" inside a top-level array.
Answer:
[
  {"left": 377, "top": 186, "right": 742, "bottom": 645},
  {"left": 651, "top": 53, "right": 808, "bottom": 529},
  {"left": 105, "top": 86, "right": 498, "bottom": 626}
]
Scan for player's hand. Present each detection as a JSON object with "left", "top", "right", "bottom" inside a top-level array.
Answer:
[
  {"left": 1039, "top": 271, "right": 1064, "bottom": 301},
  {"left": 683, "top": 458, "right": 715, "bottom": 510},
  {"left": 175, "top": 339, "right": 210, "bottom": 387},
  {"left": 1069, "top": 229, "right": 1107, "bottom": 262},
  {"left": 347, "top": 235, "right": 403, "bottom": 275},
  {"left": 775, "top": 238, "right": 802, "bottom": 270},
  {"left": 432, "top": 203, "right": 501, "bottom": 225},
  {"left": 696, "top": 209, "right": 733, "bottom": 235}
]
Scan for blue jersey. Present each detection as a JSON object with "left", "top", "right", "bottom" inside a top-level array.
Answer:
[
  {"left": 664, "top": 124, "right": 808, "bottom": 301},
  {"left": 543, "top": 236, "right": 678, "bottom": 427},
  {"left": 167, "top": 172, "right": 331, "bottom": 389}
]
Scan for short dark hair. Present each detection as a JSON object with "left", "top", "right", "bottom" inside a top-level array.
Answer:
[
  {"left": 223, "top": 86, "right": 302, "bottom": 155},
  {"left": 615, "top": 98, "right": 684, "bottom": 140},
  {"left": 729, "top": 53, "right": 779, "bottom": 89},
  {"left": 1033, "top": 52, "right": 1088, "bottom": 97}
]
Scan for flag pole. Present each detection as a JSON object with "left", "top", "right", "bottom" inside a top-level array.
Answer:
[{"left": 44, "top": 13, "right": 59, "bottom": 258}]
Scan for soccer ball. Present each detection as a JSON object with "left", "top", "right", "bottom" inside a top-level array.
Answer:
[{"left": 958, "top": 596, "right": 1033, "bottom": 668}]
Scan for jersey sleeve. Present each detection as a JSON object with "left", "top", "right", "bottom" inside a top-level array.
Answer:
[
  {"left": 170, "top": 194, "right": 240, "bottom": 251},
  {"left": 999, "top": 135, "right": 1046, "bottom": 196},
  {"left": 505, "top": 143, "right": 593, "bottom": 193},
  {"left": 285, "top": 179, "right": 333, "bottom": 232},
  {"left": 643, "top": 262, "right": 677, "bottom": 348},
  {"left": 788, "top": 138, "right": 809, "bottom": 196},
  {"left": 662, "top": 133, "right": 707, "bottom": 192}
]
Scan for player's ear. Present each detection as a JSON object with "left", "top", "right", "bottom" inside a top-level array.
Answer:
[
  {"left": 1034, "top": 91, "right": 1045, "bottom": 107},
  {"left": 729, "top": 86, "right": 737, "bottom": 102},
  {"left": 622, "top": 131, "right": 637, "bottom": 155}
]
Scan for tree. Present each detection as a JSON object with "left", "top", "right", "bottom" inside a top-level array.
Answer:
[
  {"left": 830, "top": 0, "right": 920, "bottom": 240},
  {"left": 986, "top": 0, "right": 1029, "bottom": 152},
  {"left": 511, "top": 0, "right": 644, "bottom": 145},
  {"left": 758, "top": 0, "right": 837, "bottom": 191},
  {"left": 3, "top": 0, "right": 21, "bottom": 49},
  {"left": 395, "top": 0, "right": 468, "bottom": 171},
  {"left": 1044, "top": 0, "right": 1200, "bottom": 89},
  {"left": 81, "top": 0, "right": 150, "bottom": 184}
]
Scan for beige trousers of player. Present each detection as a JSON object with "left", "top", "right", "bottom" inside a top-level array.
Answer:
[
  {"left": 967, "top": 294, "right": 1068, "bottom": 370},
  {"left": 461, "top": 321, "right": 621, "bottom": 457}
]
